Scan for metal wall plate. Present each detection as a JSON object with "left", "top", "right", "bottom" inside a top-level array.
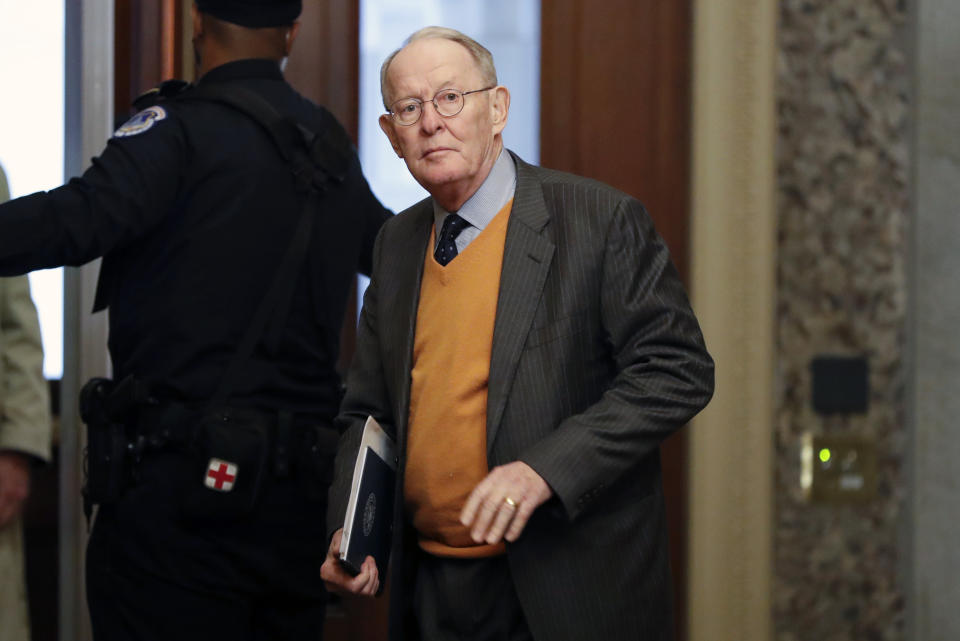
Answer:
[{"left": 801, "top": 433, "right": 877, "bottom": 503}]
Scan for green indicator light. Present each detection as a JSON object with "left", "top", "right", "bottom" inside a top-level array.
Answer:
[{"left": 819, "top": 448, "right": 832, "bottom": 463}]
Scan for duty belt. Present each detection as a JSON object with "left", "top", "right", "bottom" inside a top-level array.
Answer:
[{"left": 135, "top": 402, "right": 336, "bottom": 479}]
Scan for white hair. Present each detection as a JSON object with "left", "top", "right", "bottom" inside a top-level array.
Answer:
[{"left": 379, "top": 26, "right": 498, "bottom": 109}]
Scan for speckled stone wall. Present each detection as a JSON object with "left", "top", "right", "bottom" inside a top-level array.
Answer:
[{"left": 774, "top": 1, "right": 909, "bottom": 639}]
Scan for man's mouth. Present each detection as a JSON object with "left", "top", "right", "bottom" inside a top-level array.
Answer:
[{"left": 421, "top": 147, "right": 453, "bottom": 159}]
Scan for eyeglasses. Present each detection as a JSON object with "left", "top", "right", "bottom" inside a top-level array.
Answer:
[{"left": 388, "top": 86, "right": 497, "bottom": 126}]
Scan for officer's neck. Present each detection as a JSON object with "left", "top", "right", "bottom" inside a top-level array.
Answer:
[{"left": 198, "top": 49, "right": 281, "bottom": 79}]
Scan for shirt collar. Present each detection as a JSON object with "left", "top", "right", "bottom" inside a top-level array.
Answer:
[
  {"left": 198, "top": 59, "right": 285, "bottom": 86},
  {"left": 433, "top": 149, "right": 517, "bottom": 232}
]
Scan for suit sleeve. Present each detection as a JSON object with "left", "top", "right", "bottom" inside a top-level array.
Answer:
[
  {"left": 0, "top": 277, "right": 52, "bottom": 462},
  {"left": 327, "top": 223, "right": 397, "bottom": 539},
  {"left": 0, "top": 109, "right": 185, "bottom": 275},
  {"left": 520, "top": 196, "right": 714, "bottom": 521}
]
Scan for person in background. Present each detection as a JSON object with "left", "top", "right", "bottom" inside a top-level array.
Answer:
[
  {"left": 0, "top": 163, "right": 52, "bottom": 641},
  {"left": 0, "top": 2, "right": 391, "bottom": 639},
  {"left": 321, "top": 26, "right": 714, "bottom": 641}
]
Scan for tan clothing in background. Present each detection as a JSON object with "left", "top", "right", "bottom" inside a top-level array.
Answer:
[{"left": 0, "top": 165, "right": 52, "bottom": 641}]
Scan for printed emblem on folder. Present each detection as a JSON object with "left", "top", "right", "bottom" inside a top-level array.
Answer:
[
  {"left": 363, "top": 492, "right": 377, "bottom": 537},
  {"left": 205, "top": 458, "right": 238, "bottom": 492}
]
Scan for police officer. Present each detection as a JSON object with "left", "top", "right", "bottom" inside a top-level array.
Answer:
[{"left": 0, "top": 1, "right": 391, "bottom": 639}]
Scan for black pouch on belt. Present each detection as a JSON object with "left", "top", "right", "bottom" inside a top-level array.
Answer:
[
  {"left": 84, "top": 422, "right": 128, "bottom": 506},
  {"left": 79, "top": 378, "right": 130, "bottom": 511},
  {"left": 180, "top": 408, "right": 270, "bottom": 521}
]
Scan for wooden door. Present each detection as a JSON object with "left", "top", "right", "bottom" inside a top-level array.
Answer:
[{"left": 541, "top": 1, "right": 694, "bottom": 637}]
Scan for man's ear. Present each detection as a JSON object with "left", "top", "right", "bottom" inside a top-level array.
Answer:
[
  {"left": 490, "top": 86, "right": 510, "bottom": 135},
  {"left": 379, "top": 114, "right": 404, "bottom": 158},
  {"left": 285, "top": 21, "right": 301, "bottom": 57}
]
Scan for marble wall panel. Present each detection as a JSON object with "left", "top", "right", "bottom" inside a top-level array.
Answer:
[{"left": 775, "top": 1, "right": 909, "bottom": 639}]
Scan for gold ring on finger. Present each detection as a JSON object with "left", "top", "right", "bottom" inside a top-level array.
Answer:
[{"left": 504, "top": 496, "right": 518, "bottom": 509}]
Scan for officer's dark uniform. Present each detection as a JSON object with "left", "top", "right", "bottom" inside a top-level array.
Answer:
[{"left": 0, "top": 2, "right": 391, "bottom": 639}]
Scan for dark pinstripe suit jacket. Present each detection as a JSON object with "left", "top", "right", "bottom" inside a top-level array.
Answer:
[{"left": 328, "top": 152, "right": 714, "bottom": 641}]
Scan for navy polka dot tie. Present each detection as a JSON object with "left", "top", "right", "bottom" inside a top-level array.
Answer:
[{"left": 434, "top": 214, "right": 470, "bottom": 266}]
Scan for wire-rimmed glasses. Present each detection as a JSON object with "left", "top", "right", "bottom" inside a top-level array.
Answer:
[{"left": 388, "top": 86, "right": 496, "bottom": 126}]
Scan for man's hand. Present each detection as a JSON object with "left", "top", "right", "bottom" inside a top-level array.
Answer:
[
  {"left": 0, "top": 452, "right": 31, "bottom": 529},
  {"left": 460, "top": 461, "right": 552, "bottom": 545},
  {"left": 320, "top": 528, "right": 380, "bottom": 597}
]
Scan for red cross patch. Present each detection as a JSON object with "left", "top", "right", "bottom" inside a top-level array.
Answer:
[{"left": 204, "top": 458, "right": 238, "bottom": 492}]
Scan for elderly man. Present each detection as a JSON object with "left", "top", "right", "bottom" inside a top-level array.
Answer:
[
  {"left": 321, "top": 26, "right": 714, "bottom": 641},
  {"left": 0, "top": 1, "right": 390, "bottom": 639}
]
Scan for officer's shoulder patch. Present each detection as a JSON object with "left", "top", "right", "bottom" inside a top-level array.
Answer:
[{"left": 113, "top": 105, "right": 168, "bottom": 138}]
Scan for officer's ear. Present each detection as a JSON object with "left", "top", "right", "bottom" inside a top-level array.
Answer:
[
  {"left": 284, "top": 21, "right": 301, "bottom": 57},
  {"left": 191, "top": 2, "right": 204, "bottom": 39}
]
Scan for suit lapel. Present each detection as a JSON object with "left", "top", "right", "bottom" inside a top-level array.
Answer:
[
  {"left": 487, "top": 156, "right": 554, "bottom": 454},
  {"left": 387, "top": 200, "right": 433, "bottom": 452}
]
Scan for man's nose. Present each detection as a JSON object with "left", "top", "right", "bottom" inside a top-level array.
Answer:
[{"left": 419, "top": 101, "right": 445, "bottom": 133}]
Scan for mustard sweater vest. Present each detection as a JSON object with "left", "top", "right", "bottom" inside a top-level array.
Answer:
[{"left": 405, "top": 199, "right": 513, "bottom": 558}]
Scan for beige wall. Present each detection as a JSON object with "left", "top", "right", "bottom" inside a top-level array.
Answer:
[{"left": 687, "top": 1, "right": 777, "bottom": 640}]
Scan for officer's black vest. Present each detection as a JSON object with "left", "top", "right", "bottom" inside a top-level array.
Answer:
[{"left": 92, "top": 79, "right": 353, "bottom": 365}]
